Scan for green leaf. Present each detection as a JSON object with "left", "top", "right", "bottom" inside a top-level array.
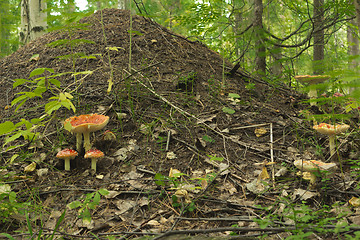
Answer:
[
  {"left": 59, "top": 93, "right": 67, "bottom": 101},
  {"left": 9, "top": 154, "right": 19, "bottom": 164},
  {"left": 29, "top": 68, "right": 47, "bottom": 78},
  {"left": 208, "top": 155, "right": 223, "bottom": 162},
  {"left": 64, "top": 121, "right": 72, "bottom": 132},
  {"left": 228, "top": 93, "right": 240, "bottom": 99},
  {"left": 0, "top": 233, "right": 16, "bottom": 240},
  {"left": 49, "top": 79, "right": 61, "bottom": 87},
  {"left": 92, "top": 192, "right": 101, "bottom": 205},
  {"left": 154, "top": 173, "right": 167, "bottom": 186},
  {"left": 0, "top": 121, "right": 15, "bottom": 135},
  {"left": 60, "top": 99, "right": 76, "bottom": 113},
  {"left": 11, "top": 95, "right": 27, "bottom": 106},
  {"left": 13, "top": 99, "right": 27, "bottom": 112},
  {"left": 33, "top": 86, "right": 47, "bottom": 96},
  {"left": 222, "top": 107, "right": 235, "bottom": 114},
  {"left": 13, "top": 79, "right": 28, "bottom": 88},
  {"left": 64, "top": 92, "right": 73, "bottom": 99},
  {"left": 67, "top": 201, "right": 82, "bottom": 209},
  {"left": 45, "top": 101, "right": 61, "bottom": 115},
  {"left": 202, "top": 135, "right": 215, "bottom": 143},
  {"left": 4, "top": 132, "right": 21, "bottom": 146},
  {"left": 98, "top": 188, "right": 109, "bottom": 196}
]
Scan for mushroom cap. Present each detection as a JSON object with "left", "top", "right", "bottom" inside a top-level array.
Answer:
[
  {"left": 84, "top": 149, "right": 104, "bottom": 159},
  {"left": 294, "top": 160, "right": 337, "bottom": 172},
  {"left": 103, "top": 130, "right": 117, "bottom": 141},
  {"left": 294, "top": 75, "right": 330, "bottom": 84},
  {"left": 313, "top": 123, "right": 350, "bottom": 136},
  {"left": 56, "top": 148, "right": 78, "bottom": 159},
  {"left": 64, "top": 114, "right": 109, "bottom": 134}
]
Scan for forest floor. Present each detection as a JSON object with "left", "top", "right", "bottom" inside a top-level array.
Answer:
[{"left": 1, "top": 8, "right": 360, "bottom": 240}]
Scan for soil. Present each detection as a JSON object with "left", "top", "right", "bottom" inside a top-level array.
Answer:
[{"left": 0, "top": 8, "right": 358, "bottom": 239}]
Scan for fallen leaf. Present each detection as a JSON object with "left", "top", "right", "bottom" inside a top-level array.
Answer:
[
  {"left": 258, "top": 166, "right": 270, "bottom": 180},
  {"left": 349, "top": 197, "right": 360, "bottom": 207},
  {"left": 169, "top": 168, "right": 181, "bottom": 178},
  {"left": 166, "top": 152, "right": 177, "bottom": 159},
  {"left": 36, "top": 168, "right": 48, "bottom": 177},
  {"left": 147, "top": 219, "right": 160, "bottom": 226},
  {"left": 293, "top": 188, "right": 318, "bottom": 200},
  {"left": 254, "top": 128, "right": 267, "bottom": 137},
  {"left": 105, "top": 190, "right": 120, "bottom": 199},
  {"left": 24, "top": 162, "right": 36, "bottom": 173},
  {"left": 246, "top": 178, "right": 268, "bottom": 194}
]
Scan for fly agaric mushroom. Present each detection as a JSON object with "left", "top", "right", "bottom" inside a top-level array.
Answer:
[
  {"left": 56, "top": 149, "right": 78, "bottom": 171},
  {"left": 313, "top": 123, "right": 350, "bottom": 156},
  {"left": 294, "top": 160, "right": 337, "bottom": 187},
  {"left": 295, "top": 75, "right": 330, "bottom": 106},
  {"left": 103, "top": 130, "right": 116, "bottom": 141},
  {"left": 84, "top": 149, "right": 104, "bottom": 172},
  {"left": 64, "top": 114, "right": 109, "bottom": 152}
]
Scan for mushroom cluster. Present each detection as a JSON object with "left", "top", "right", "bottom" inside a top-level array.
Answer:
[
  {"left": 57, "top": 114, "right": 110, "bottom": 172},
  {"left": 64, "top": 114, "right": 109, "bottom": 152},
  {"left": 313, "top": 123, "right": 349, "bottom": 156}
]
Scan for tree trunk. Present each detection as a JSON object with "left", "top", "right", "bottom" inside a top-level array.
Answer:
[
  {"left": 118, "top": 0, "right": 130, "bottom": 10},
  {"left": 270, "top": 43, "right": 282, "bottom": 78},
  {"left": 313, "top": 0, "right": 324, "bottom": 75},
  {"left": 347, "top": 20, "right": 359, "bottom": 69},
  {"left": 254, "top": 0, "right": 266, "bottom": 75},
  {"left": 20, "top": 0, "right": 47, "bottom": 45}
]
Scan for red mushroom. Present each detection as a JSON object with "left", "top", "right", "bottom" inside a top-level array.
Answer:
[
  {"left": 64, "top": 114, "right": 109, "bottom": 152},
  {"left": 84, "top": 149, "right": 104, "bottom": 172},
  {"left": 313, "top": 123, "right": 350, "bottom": 156},
  {"left": 56, "top": 149, "right": 78, "bottom": 171}
]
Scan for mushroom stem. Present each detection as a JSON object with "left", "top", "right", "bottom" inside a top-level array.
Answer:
[
  {"left": 64, "top": 158, "right": 71, "bottom": 171},
  {"left": 76, "top": 133, "right": 82, "bottom": 152},
  {"left": 83, "top": 131, "right": 92, "bottom": 152},
  {"left": 329, "top": 135, "right": 336, "bottom": 156},
  {"left": 309, "top": 172, "right": 317, "bottom": 187},
  {"left": 91, "top": 158, "right": 97, "bottom": 171},
  {"left": 308, "top": 86, "right": 317, "bottom": 106}
]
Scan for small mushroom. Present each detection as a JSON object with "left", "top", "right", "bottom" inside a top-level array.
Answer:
[
  {"left": 295, "top": 75, "right": 330, "bottom": 106},
  {"left": 56, "top": 149, "right": 78, "bottom": 171},
  {"left": 313, "top": 123, "right": 350, "bottom": 156},
  {"left": 64, "top": 114, "right": 109, "bottom": 152},
  {"left": 294, "top": 160, "right": 337, "bottom": 187},
  {"left": 103, "top": 130, "right": 116, "bottom": 141},
  {"left": 84, "top": 149, "right": 104, "bottom": 172}
]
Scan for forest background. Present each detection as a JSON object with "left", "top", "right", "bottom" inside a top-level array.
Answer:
[{"left": 2, "top": 0, "right": 360, "bottom": 96}]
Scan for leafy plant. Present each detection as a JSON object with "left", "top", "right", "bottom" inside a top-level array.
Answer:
[
  {"left": 222, "top": 106, "right": 235, "bottom": 114},
  {"left": 0, "top": 184, "right": 29, "bottom": 223},
  {"left": 67, "top": 188, "right": 109, "bottom": 224},
  {"left": 0, "top": 68, "right": 76, "bottom": 149}
]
